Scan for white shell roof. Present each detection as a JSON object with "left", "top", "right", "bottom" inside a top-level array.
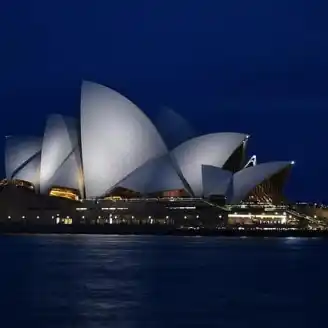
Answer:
[
  {"left": 202, "top": 165, "right": 233, "bottom": 198},
  {"left": 40, "top": 115, "right": 82, "bottom": 194},
  {"left": 230, "top": 161, "right": 293, "bottom": 204},
  {"left": 171, "top": 132, "right": 248, "bottom": 196},
  {"left": 4, "top": 82, "right": 294, "bottom": 202},
  {"left": 5, "top": 136, "right": 42, "bottom": 180},
  {"left": 155, "top": 107, "right": 197, "bottom": 150},
  {"left": 13, "top": 154, "right": 41, "bottom": 188},
  {"left": 80, "top": 81, "right": 168, "bottom": 198},
  {"left": 118, "top": 155, "right": 185, "bottom": 194},
  {"left": 244, "top": 155, "right": 257, "bottom": 168}
]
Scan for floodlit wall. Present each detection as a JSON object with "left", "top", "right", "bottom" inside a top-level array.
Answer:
[
  {"left": 80, "top": 81, "right": 168, "bottom": 198},
  {"left": 229, "top": 161, "right": 293, "bottom": 204},
  {"left": 171, "top": 133, "right": 247, "bottom": 196}
]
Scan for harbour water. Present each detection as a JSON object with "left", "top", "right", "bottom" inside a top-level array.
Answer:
[{"left": 0, "top": 235, "right": 326, "bottom": 327}]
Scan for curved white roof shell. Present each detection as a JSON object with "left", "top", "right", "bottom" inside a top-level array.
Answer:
[
  {"left": 171, "top": 133, "right": 248, "bottom": 196},
  {"left": 230, "top": 161, "right": 293, "bottom": 204},
  {"left": 244, "top": 155, "right": 257, "bottom": 168},
  {"left": 5, "top": 136, "right": 42, "bottom": 181},
  {"left": 155, "top": 107, "right": 197, "bottom": 150},
  {"left": 13, "top": 154, "right": 41, "bottom": 187},
  {"left": 118, "top": 155, "right": 185, "bottom": 194},
  {"left": 80, "top": 81, "right": 168, "bottom": 198},
  {"left": 40, "top": 115, "right": 82, "bottom": 194},
  {"left": 202, "top": 165, "right": 233, "bottom": 198}
]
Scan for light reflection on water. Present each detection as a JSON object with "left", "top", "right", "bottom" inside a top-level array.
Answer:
[{"left": 0, "top": 235, "right": 327, "bottom": 327}]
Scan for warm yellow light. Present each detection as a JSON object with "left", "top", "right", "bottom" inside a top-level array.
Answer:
[
  {"left": 49, "top": 187, "right": 79, "bottom": 201},
  {"left": 104, "top": 196, "right": 122, "bottom": 201}
]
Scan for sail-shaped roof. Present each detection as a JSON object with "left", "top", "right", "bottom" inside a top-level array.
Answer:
[
  {"left": 171, "top": 133, "right": 248, "bottom": 196},
  {"left": 230, "top": 161, "right": 293, "bottom": 204},
  {"left": 40, "top": 115, "right": 82, "bottom": 194},
  {"left": 80, "top": 81, "right": 167, "bottom": 198}
]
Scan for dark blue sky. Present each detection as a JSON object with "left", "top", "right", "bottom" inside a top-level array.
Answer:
[{"left": 1, "top": 0, "right": 328, "bottom": 201}]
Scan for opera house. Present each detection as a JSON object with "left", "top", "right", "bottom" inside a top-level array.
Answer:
[{"left": 0, "top": 81, "right": 300, "bottom": 231}]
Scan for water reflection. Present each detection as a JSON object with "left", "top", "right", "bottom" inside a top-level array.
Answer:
[{"left": 0, "top": 235, "right": 327, "bottom": 327}]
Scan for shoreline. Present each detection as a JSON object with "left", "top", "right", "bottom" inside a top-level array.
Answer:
[{"left": 0, "top": 224, "right": 327, "bottom": 237}]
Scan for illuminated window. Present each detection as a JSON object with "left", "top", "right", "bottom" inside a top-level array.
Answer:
[{"left": 49, "top": 187, "right": 79, "bottom": 201}]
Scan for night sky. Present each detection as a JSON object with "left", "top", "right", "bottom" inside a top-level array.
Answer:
[{"left": 1, "top": 0, "right": 328, "bottom": 202}]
